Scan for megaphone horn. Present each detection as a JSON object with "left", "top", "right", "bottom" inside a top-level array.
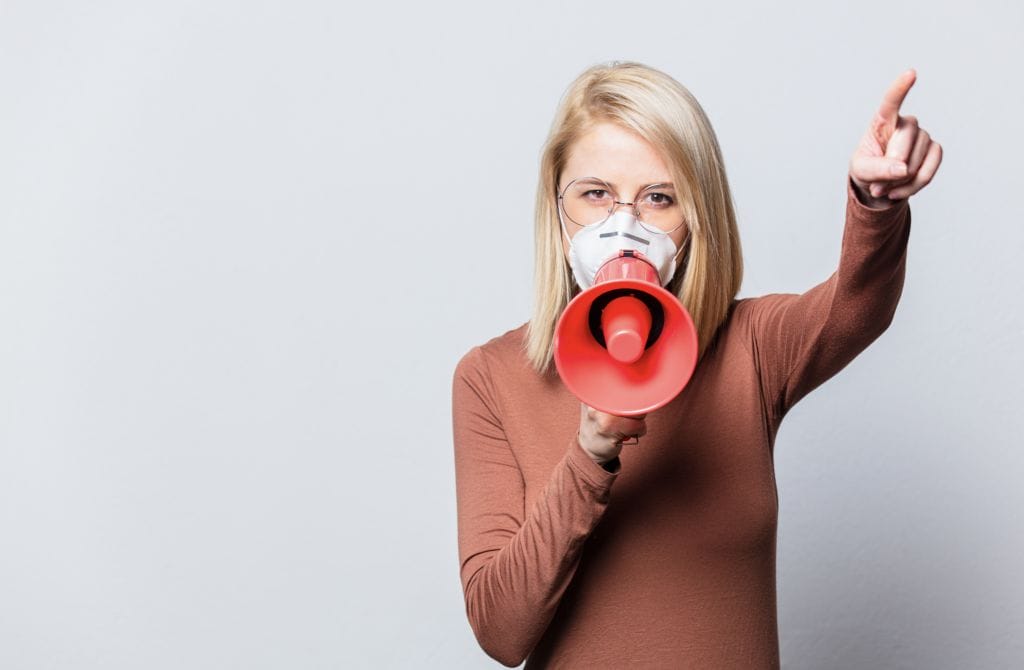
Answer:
[{"left": 554, "top": 250, "right": 699, "bottom": 417}]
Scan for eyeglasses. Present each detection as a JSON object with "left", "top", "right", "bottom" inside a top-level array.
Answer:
[{"left": 557, "top": 176, "right": 686, "bottom": 234}]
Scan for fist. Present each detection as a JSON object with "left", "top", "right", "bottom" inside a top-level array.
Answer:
[{"left": 577, "top": 403, "right": 647, "bottom": 465}]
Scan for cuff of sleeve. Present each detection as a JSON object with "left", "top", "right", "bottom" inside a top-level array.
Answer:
[
  {"left": 847, "top": 174, "right": 910, "bottom": 225},
  {"left": 566, "top": 436, "right": 620, "bottom": 490}
]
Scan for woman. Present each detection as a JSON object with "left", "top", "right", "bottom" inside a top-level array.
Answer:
[{"left": 451, "top": 61, "right": 941, "bottom": 668}]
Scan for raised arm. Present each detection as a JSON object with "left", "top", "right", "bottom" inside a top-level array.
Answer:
[
  {"left": 451, "top": 346, "right": 619, "bottom": 667},
  {"left": 741, "top": 175, "right": 911, "bottom": 424},
  {"left": 741, "top": 68, "right": 941, "bottom": 426}
]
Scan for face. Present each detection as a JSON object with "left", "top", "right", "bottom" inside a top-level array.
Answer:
[{"left": 558, "top": 121, "right": 689, "bottom": 260}]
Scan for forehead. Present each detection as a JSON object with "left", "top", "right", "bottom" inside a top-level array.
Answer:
[{"left": 562, "top": 121, "right": 672, "bottom": 189}]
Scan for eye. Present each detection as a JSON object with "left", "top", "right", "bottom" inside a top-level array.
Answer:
[
  {"left": 581, "top": 189, "right": 614, "bottom": 203},
  {"left": 642, "top": 191, "right": 675, "bottom": 207}
]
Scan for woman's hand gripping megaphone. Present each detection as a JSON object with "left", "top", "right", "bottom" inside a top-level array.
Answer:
[{"left": 577, "top": 402, "right": 648, "bottom": 466}]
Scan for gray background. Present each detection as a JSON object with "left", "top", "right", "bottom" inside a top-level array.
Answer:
[{"left": 1, "top": 1, "right": 1021, "bottom": 668}]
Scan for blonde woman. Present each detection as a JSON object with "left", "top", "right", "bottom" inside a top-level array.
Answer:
[{"left": 452, "top": 62, "right": 941, "bottom": 668}]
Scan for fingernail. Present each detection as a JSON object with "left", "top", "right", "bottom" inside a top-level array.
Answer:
[
  {"left": 891, "top": 162, "right": 907, "bottom": 177},
  {"left": 871, "top": 184, "right": 882, "bottom": 197}
]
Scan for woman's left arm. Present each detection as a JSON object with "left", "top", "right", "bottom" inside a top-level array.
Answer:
[{"left": 741, "top": 68, "right": 943, "bottom": 424}]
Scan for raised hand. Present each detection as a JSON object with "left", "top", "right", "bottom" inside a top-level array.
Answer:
[{"left": 849, "top": 69, "right": 943, "bottom": 208}]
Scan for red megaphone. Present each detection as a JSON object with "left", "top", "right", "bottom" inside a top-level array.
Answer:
[{"left": 554, "top": 250, "right": 699, "bottom": 417}]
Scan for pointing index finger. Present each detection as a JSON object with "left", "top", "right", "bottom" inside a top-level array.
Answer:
[{"left": 875, "top": 68, "right": 917, "bottom": 128}]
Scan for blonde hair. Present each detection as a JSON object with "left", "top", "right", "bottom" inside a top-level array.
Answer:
[{"left": 525, "top": 60, "right": 744, "bottom": 374}]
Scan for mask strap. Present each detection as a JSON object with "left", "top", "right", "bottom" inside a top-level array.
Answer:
[
  {"left": 675, "top": 234, "right": 689, "bottom": 258},
  {"left": 671, "top": 230, "right": 692, "bottom": 267},
  {"left": 556, "top": 204, "right": 583, "bottom": 293},
  {"left": 557, "top": 201, "right": 574, "bottom": 248}
]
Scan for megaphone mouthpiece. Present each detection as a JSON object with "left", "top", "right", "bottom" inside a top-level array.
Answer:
[{"left": 601, "top": 295, "right": 652, "bottom": 364}]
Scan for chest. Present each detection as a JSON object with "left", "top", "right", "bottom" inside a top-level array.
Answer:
[{"left": 499, "top": 347, "right": 780, "bottom": 553}]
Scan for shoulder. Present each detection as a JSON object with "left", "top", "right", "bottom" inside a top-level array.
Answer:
[
  {"left": 709, "top": 295, "right": 792, "bottom": 358},
  {"left": 453, "top": 322, "right": 531, "bottom": 383},
  {"left": 726, "top": 293, "right": 801, "bottom": 329},
  {"left": 715, "top": 296, "right": 754, "bottom": 341}
]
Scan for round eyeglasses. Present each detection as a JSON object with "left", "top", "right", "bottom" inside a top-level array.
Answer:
[{"left": 557, "top": 177, "right": 686, "bottom": 235}]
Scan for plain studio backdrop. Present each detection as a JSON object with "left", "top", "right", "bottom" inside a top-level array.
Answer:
[{"left": 1, "top": 1, "right": 1021, "bottom": 668}]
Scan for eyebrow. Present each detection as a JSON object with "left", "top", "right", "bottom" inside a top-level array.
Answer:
[{"left": 584, "top": 178, "right": 676, "bottom": 190}]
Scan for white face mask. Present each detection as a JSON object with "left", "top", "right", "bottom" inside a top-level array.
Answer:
[{"left": 559, "top": 208, "right": 687, "bottom": 290}]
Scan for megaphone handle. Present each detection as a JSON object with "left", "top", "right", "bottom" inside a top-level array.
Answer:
[{"left": 618, "top": 435, "right": 639, "bottom": 446}]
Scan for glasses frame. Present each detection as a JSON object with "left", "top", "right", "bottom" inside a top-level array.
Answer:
[{"left": 557, "top": 176, "right": 687, "bottom": 235}]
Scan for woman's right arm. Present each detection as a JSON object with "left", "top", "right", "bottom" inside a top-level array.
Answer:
[{"left": 451, "top": 346, "right": 620, "bottom": 667}]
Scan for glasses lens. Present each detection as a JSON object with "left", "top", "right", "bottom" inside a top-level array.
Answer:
[
  {"left": 635, "top": 184, "right": 684, "bottom": 233},
  {"left": 561, "top": 178, "right": 615, "bottom": 227}
]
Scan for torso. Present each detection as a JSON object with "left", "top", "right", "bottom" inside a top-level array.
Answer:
[{"left": 480, "top": 304, "right": 782, "bottom": 668}]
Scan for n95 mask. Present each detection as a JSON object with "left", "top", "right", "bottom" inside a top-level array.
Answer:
[{"left": 559, "top": 208, "right": 686, "bottom": 290}]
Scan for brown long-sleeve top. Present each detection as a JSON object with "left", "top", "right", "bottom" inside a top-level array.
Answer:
[{"left": 451, "top": 175, "right": 912, "bottom": 668}]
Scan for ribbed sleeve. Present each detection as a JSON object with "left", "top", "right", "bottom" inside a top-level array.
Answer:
[
  {"left": 451, "top": 345, "right": 619, "bottom": 667},
  {"left": 742, "top": 174, "right": 913, "bottom": 425}
]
